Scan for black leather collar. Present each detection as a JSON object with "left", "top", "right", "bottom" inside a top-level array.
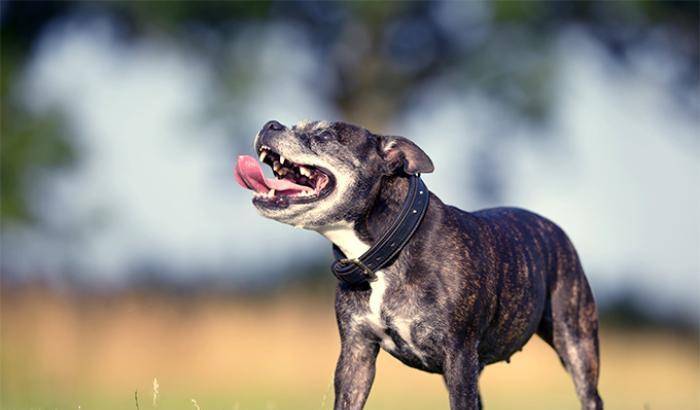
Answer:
[{"left": 330, "top": 175, "right": 430, "bottom": 287}]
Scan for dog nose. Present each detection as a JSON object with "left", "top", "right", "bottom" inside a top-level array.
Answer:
[{"left": 262, "top": 120, "right": 284, "bottom": 134}]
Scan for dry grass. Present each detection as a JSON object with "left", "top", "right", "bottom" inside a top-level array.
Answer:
[{"left": 1, "top": 286, "right": 698, "bottom": 409}]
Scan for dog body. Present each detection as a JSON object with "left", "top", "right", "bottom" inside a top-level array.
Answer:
[{"left": 238, "top": 120, "right": 602, "bottom": 410}]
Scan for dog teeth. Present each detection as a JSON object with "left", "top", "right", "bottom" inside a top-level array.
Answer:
[
  {"left": 280, "top": 155, "right": 286, "bottom": 165},
  {"left": 259, "top": 151, "right": 267, "bottom": 162},
  {"left": 299, "top": 166, "right": 311, "bottom": 177},
  {"left": 268, "top": 189, "right": 275, "bottom": 197},
  {"left": 273, "top": 161, "right": 281, "bottom": 171}
]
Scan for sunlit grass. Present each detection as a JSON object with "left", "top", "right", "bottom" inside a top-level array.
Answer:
[{"left": 1, "top": 287, "right": 698, "bottom": 409}]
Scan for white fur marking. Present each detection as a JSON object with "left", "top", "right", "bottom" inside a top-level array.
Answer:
[
  {"left": 383, "top": 140, "right": 397, "bottom": 151},
  {"left": 317, "top": 224, "right": 426, "bottom": 362},
  {"left": 314, "top": 120, "right": 331, "bottom": 130},
  {"left": 367, "top": 271, "right": 387, "bottom": 332},
  {"left": 395, "top": 317, "right": 428, "bottom": 366},
  {"left": 317, "top": 222, "right": 369, "bottom": 259},
  {"left": 295, "top": 119, "right": 312, "bottom": 128},
  {"left": 317, "top": 225, "right": 394, "bottom": 351}
]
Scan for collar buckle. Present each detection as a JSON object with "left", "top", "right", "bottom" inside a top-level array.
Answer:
[{"left": 336, "top": 258, "right": 377, "bottom": 281}]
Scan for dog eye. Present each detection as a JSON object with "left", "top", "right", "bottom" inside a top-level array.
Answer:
[{"left": 316, "top": 130, "right": 335, "bottom": 142}]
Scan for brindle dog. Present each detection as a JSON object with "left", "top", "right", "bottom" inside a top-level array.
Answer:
[{"left": 235, "top": 120, "right": 603, "bottom": 410}]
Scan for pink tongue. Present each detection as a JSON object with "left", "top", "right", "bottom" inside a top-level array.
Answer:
[{"left": 234, "top": 155, "right": 313, "bottom": 194}]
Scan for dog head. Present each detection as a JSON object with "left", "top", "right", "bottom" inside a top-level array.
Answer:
[{"left": 238, "top": 120, "right": 433, "bottom": 230}]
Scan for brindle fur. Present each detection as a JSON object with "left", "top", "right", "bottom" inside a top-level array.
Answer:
[{"left": 250, "top": 121, "right": 603, "bottom": 410}]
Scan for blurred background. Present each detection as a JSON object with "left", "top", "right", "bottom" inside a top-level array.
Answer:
[{"left": 1, "top": 1, "right": 699, "bottom": 409}]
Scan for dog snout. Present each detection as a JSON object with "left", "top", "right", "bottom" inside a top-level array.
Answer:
[{"left": 256, "top": 120, "right": 287, "bottom": 150}]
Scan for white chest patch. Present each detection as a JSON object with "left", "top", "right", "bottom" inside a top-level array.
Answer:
[
  {"left": 317, "top": 222, "right": 370, "bottom": 260},
  {"left": 367, "top": 271, "right": 386, "bottom": 325},
  {"left": 316, "top": 223, "right": 426, "bottom": 362},
  {"left": 366, "top": 270, "right": 392, "bottom": 349},
  {"left": 317, "top": 223, "right": 394, "bottom": 349}
]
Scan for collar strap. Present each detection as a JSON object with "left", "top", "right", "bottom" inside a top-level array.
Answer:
[{"left": 330, "top": 175, "right": 430, "bottom": 286}]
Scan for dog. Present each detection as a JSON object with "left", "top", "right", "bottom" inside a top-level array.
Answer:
[{"left": 234, "top": 120, "right": 603, "bottom": 410}]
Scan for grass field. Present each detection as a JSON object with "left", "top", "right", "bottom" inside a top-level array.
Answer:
[{"left": 2, "top": 286, "right": 698, "bottom": 410}]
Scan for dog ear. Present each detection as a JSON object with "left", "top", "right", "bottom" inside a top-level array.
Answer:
[{"left": 377, "top": 135, "right": 434, "bottom": 175}]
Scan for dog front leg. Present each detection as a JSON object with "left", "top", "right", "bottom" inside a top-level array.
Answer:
[
  {"left": 443, "top": 343, "right": 481, "bottom": 410},
  {"left": 334, "top": 338, "right": 379, "bottom": 410}
]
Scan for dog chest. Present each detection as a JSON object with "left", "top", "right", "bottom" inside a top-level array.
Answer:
[
  {"left": 324, "top": 224, "right": 441, "bottom": 371},
  {"left": 351, "top": 271, "right": 443, "bottom": 372}
]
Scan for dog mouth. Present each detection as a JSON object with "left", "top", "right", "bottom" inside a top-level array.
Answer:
[{"left": 234, "top": 145, "right": 335, "bottom": 208}]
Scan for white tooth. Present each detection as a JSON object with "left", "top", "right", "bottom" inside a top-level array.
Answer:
[
  {"left": 280, "top": 155, "right": 286, "bottom": 165},
  {"left": 299, "top": 166, "right": 310, "bottom": 177},
  {"left": 259, "top": 151, "right": 267, "bottom": 162},
  {"left": 273, "top": 162, "right": 281, "bottom": 171},
  {"left": 269, "top": 189, "right": 276, "bottom": 197}
]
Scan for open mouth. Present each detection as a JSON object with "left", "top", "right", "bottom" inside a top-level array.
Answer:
[{"left": 234, "top": 145, "right": 335, "bottom": 208}]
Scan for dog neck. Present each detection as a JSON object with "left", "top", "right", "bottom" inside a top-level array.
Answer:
[
  {"left": 317, "top": 175, "right": 409, "bottom": 259},
  {"left": 317, "top": 222, "right": 370, "bottom": 259}
]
